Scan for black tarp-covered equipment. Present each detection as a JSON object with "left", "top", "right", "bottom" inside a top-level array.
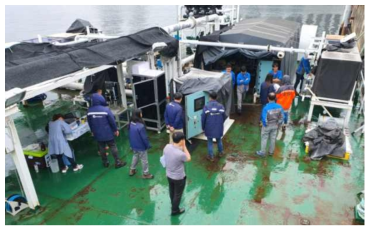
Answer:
[
  {"left": 83, "top": 67, "right": 119, "bottom": 94},
  {"left": 312, "top": 46, "right": 362, "bottom": 101},
  {"left": 5, "top": 27, "right": 178, "bottom": 91},
  {"left": 66, "top": 18, "right": 98, "bottom": 34},
  {"left": 194, "top": 18, "right": 301, "bottom": 77},
  {"left": 176, "top": 68, "right": 233, "bottom": 116},
  {"left": 303, "top": 119, "right": 346, "bottom": 160}
]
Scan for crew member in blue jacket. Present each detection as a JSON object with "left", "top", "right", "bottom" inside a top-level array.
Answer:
[
  {"left": 201, "top": 91, "right": 227, "bottom": 162},
  {"left": 128, "top": 109, "right": 154, "bottom": 179},
  {"left": 256, "top": 92, "right": 284, "bottom": 157},
  {"left": 269, "top": 63, "right": 283, "bottom": 84},
  {"left": 236, "top": 66, "right": 251, "bottom": 115},
  {"left": 294, "top": 53, "right": 312, "bottom": 93},
  {"left": 87, "top": 93, "right": 126, "bottom": 169},
  {"left": 222, "top": 64, "right": 236, "bottom": 86},
  {"left": 164, "top": 92, "right": 184, "bottom": 144}
]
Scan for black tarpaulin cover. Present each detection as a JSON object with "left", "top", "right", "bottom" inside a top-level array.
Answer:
[
  {"left": 177, "top": 68, "right": 233, "bottom": 115},
  {"left": 5, "top": 27, "right": 178, "bottom": 91},
  {"left": 303, "top": 119, "right": 345, "bottom": 160},
  {"left": 66, "top": 18, "right": 97, "bottom": 34},
  {"left": 194, "top": 18, "right": 301, "bottom": 77},
  {"left": 312, "top": 46, "right": 362, "bottom": 101},
  {"left": 83, "top": 67, "right": 119, "bottom": 94}
]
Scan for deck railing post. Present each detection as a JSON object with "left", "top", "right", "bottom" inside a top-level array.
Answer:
[{"left": 6, "top": 106, "right": 39, "bottom": 209}]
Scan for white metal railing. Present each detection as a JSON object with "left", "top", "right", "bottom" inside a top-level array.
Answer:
[{"left": 179, "top": 40, "right": 308, "bottom": 54}]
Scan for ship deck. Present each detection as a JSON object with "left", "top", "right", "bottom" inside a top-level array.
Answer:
[{"left": 5, "top": 95, "right": 365, "bottom": 225}]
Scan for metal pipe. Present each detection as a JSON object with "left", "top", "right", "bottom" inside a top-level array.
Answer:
[
  {"left": 181, "top": 54, "right": 195, "bottom": 66},
  {"left": 53, "top": 14, "right": 220, "bottom": 46},
  {"left": 236, "top": 5, "right": 240, "bottom": 23},
  {"left": 162, "top": 14, "right": 219, "bottom": 34},
  {"left": 75, "top": 34, "right": 119, "bottom": 40},
  {"left": 53, "top": 38, "right": 89, "bottom": 46},
  {"left": 179, "top": 40, "right": 307, "bottom": 54},
  {"left": 62, "top": 82, "right": 84, "bottom": 90},
  {"left": 305, "top": 87, "right": 333, "bottom": 118}
]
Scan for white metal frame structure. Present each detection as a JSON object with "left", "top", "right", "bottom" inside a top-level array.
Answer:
[
  {"left": 306, "top": 81, "right": 356, "bottom": 129},
  {"left": 5, "top": 64, "right": 128, "bottom": 209},
  {"left": 5, "top": 105, "right": 39, "bottom": 209}
]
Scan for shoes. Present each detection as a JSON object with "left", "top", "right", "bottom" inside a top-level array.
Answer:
[
  {"left": 61, "top": 166, "right": 69, "bottom": 173},
  {"left": 73, "top": 164, "right": 84, "bottom": 172},
  {"left": 142, "top": 174, "right": 154, "bottom": 179},
  {"left": 268, "top": 153, "right": 274, "bottom": 156},
  {"left": 103, "top": 162, "right": 110, "bottom": 168},
  {"left": 218, "top": 152, "right": 224, "bottom": 158},
  {"left": 237, "top": 109, "right": 242, "bottom": 115},
  {"left": 171, "top": 208, "right": 185, "bottom": 216},
  {"left": 129, "top": 169, "right": 137, "bottom": 176},
  {"left": 256, "top": 151, "right": 266, "bottom": 157},
  {"left": 115, "top": 161, "right": 127, "bottom": 169},
  {"left": 206, "top": 156, "right": 214, "bottom": 162}
]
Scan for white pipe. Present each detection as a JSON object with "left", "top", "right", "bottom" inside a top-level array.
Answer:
[
  {"left": 181, "top": 54, "right": 195, "bottom": 66},
  {"left": 180, "top": 40, "right": 307, "bottom": 54},
  {"left": 63, "top": 82, "right": 84, "bottom": 90},
  {"left": 53, "top": 38, "right": 89, "bottom": 46},
  {"left": 162, "top": 14, "right": 219, "bottom": 34},
  {"left": 236, "top": 5, "right": 240, "bottom": 23},
  {"left": 53, "top": 14, "right": 219, "bottom": 46},
  {"left": 75, "top": 34, "right": 119, "bottom": 40},
  {"left": 37, "top": 34, "right": 42, "bottom": 43}
]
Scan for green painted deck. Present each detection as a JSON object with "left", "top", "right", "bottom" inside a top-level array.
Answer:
[{"left": 6, "top": 96, "right": 365, "bottom": 225}]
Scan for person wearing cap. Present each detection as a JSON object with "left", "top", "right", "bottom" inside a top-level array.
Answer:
[
  {"left": 164, "top": 92, "right": 184, "bottom": 144},
  {"left": 163, "top": 132, "right": 191, "bottom": 216},
  {"left": 256, "top": 92, "right": 284, "bottom": 157},
  {"left": 294, "top": 53, "right": 312, "bottom": 93},
  {"left": 128, "top": 109, "right": 154, "bottom": 179},
  {"left": 276, "top": 75, "right": 296, "bottom": 131},
  {"left": 222, "top": 63, "right": 236, "bottom": 86},
  {"left": 201, "top": 91, "right": 227, "bottom": 162},
  {"left": 236, "top": 66, "right": 251, "bottom": 115},
  {"left": 269, "top": 63, "right": 283, "bottom": 84}
]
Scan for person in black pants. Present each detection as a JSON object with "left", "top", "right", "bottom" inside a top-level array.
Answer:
[
  {"left": 87, "top": 93, "right": 126, "bottom": 169},
  {"left": 162, "top": 132, "right": 191, "bottom": 216}
]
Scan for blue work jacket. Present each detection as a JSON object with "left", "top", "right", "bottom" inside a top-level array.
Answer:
[
  {"left": 164, "top": 101, "right": 184, "bottom": 130},
  {"left": 87, "top": 94, "right": 118, "bottom": 142},
  {"left": 128, "top": 122, "right": 151, "bottom": 151},
  {"left": 261, "top": 102, "right": 284, "bottom": 127},
  {"left": 201, "top": 100, "right": 227, "bottom": 138},
  {"left": 236, "top": 72, "right": 251, "bottom": 86}
]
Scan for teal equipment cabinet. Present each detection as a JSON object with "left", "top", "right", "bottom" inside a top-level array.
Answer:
[
  {"left": 185, "top": 91, "right": 209, "bottom": 140},
  {"left": 255, "top": 60, "right": 273, "bottom": 93}
]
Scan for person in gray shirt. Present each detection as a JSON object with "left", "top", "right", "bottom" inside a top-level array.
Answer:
[{"left": 163, "top": 132, "right": 191, "bottom": 216}]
